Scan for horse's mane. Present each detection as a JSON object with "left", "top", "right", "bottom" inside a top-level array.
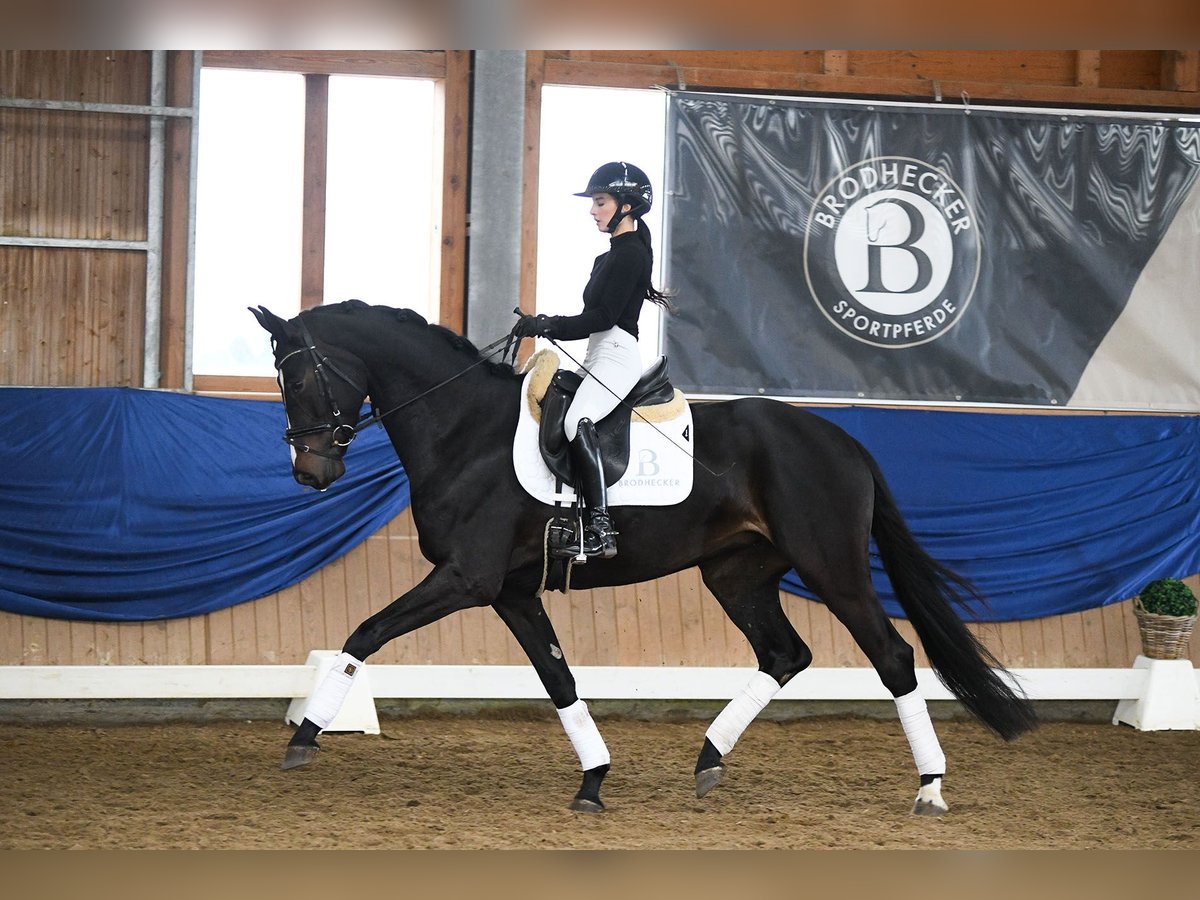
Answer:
[{"left": 313, "top": 299, "right": 517, "bottom": 378}]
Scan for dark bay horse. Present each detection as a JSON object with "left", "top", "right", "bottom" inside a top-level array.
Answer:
[{"left": 252, "top": 299, "right": 1035, "bottom": 816}]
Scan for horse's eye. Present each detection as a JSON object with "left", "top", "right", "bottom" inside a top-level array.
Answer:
[{"left": 287, "top": 379, "right": 305, "bottom": 394}]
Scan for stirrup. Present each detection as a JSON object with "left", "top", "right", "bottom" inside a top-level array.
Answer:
[
  {"left": 546, "top": 515, "right": 594, "bottom": 561},
  {"left": 553, "top": 518, "right": 618, "bottom": 560},
  {"left": 587, "top": 513, "right": 618, "bottom": 560}
]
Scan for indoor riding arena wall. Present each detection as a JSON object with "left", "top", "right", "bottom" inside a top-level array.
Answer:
[
  {"left": 2, "top": 50, "right": 1197, "bottom": 673},
  {"left": 2, "top": 506, "right": 1197, "bottom": 670}
]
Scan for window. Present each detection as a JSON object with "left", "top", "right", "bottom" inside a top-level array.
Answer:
[
  {"left": 193, "top": 67, "right": 438, "bottom": 382},
  {"left": 193, "top": 68, "right": 303, "bottom": 377},
  {"left": 324, "top": 76, "right": 437, "bottom": 316},
  {"left": 535, "top": 85, "right": 668, "bottom": 370}
]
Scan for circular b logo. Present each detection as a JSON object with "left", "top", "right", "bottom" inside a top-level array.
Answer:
[{"left": 804, "top": 157, "right": 980, "bottom": 348}]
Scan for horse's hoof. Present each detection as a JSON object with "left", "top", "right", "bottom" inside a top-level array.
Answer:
[
  {"left": 281, "top": 745, "right": 319, "bottom": 770},
  {"left": 569, "top": 797, "right": 605, "bottom": 813},
  {"left": 911, "top": 777, "right": 948, "bottom": 815},
  {"left": 911, "top": 798, "right": 948, "bottom": 816},
  {"left": 695, "top": 764, "right": 725, "bottom": 798}
]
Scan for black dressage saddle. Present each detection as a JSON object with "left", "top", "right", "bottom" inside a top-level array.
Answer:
[{"left": 538, "top": 356, "right": 675, "bottom": 488}]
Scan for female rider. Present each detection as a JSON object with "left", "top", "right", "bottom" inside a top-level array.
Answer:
[{"left": 513, "top": 161, "right": 672, "bottom": 559}]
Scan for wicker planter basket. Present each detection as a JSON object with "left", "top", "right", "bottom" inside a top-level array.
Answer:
[{"left": 1133, "top": 597, "right": 1197, "bottom": 660}]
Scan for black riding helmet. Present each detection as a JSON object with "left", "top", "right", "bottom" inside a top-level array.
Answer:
[{"left": 574, "top": 161, "right": 653, "bottom": 233}]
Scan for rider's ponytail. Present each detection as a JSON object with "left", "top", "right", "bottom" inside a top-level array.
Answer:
[{"left": 634, "top": 221, "right": 675, "bottom": 311}]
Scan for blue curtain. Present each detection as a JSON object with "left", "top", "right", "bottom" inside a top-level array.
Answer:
[
  {"left": 0, "top": 388, "right": 408, "bottom": 621},
  {"left": 0, "top": 388, "right": 1195, "bottom": 623},
  {"left": 786, "top": 407, "right": 1200, "bottom": 621}
]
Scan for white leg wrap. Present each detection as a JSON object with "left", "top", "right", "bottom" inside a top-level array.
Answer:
[
  {"left": 895, "top": 689, "right": 947, "bottom": 776},
  {"left": 557, "top": 699, "right": 611, "bottom": 771},
  {"left": 705, "top": 670, "right": 782, "bottom": 756},
  {"left": 304, "top": 652, "right": 364, "bottom": 730}
]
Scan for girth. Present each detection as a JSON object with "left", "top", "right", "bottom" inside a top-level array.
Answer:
[{"left": 538, "top": 356, "right": 675, "bottom": 487}]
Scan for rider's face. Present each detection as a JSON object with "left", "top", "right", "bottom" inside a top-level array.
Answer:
[{"left": 589, "top": 193, "right": 631, "bottom": 232}]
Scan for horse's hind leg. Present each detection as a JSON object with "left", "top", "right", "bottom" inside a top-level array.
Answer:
[
  {"left": 493, "top": 585, "right": 610, "bottom": 813},
  {"left": 801, "top": 559, "right": 949, "bottom": 815},
  {"left": 694, "top": 543, "right": 812, "bottom": 798}
]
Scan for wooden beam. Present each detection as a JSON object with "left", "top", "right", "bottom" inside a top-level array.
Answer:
[
  {"left": 200, "top": 51, "right": 445, "bottom": 79},
  {"left": 435, "top": 51, "right": 470, "bottom": 333},
  {"left": 543, "top": 57, "right": 1200, "bottom": 109},
  {"left": 1075, "top": 51, "right": 1101, "bottom": 88},
  {"left": 521, "top": 51, "right": 544, "bottom": 316},
  {"left": 823, "top": 50, "right": 849, "bottom": 77},
  {"left": 1162, "top": 50, "right": 1199, "bottom": 92},
  {"left": 192, "top": 374, "right": 280, "bottom": 398},
  {"left": 300, "top": 74, "right": 328, "bottom": 310},
  {"left": 546, "top": 58, "right": 815, "bottom": 92},
  {"left": 159, "top": 50, "right": 195, "bottom": 390}
]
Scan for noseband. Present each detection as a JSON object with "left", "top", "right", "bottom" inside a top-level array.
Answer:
[{"left": 276, "top": 318, "right": 369, "bottom": 460}]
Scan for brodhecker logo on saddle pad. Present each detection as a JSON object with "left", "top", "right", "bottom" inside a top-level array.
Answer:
[
  {"left": 804, "top": 156, "right": 980, "bottom": 349},
  {"left": 512, "top": 352, "right": 695, "bottom": 507}
]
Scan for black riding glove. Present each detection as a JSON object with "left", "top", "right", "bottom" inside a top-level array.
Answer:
[{"left": 512, "top": 314, "right": 558, "bottom": 339}]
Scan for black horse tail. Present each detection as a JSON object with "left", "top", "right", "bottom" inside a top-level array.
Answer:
[{"left": 862, "top": 448, "right": 1038, "bottom": 741}]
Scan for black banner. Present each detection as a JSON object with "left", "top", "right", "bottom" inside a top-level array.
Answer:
[{"left": 662, "top": 93, "right": 1200, "bottom": 408}]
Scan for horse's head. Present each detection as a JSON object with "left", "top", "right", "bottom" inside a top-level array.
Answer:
[{"left": 250, "top": 305, "right": 369, "bottom": 491}]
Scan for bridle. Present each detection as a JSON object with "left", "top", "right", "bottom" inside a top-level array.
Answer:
[
  {"left": 275, "top": 317, "right": 369, "bottom": 459},
  {"left": 275, "top": 314, "right": 520, "bottom": 459}
]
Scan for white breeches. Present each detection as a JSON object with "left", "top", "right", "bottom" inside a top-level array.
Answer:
[{"left": 564, "top": 326, "right": 641, "bottom": 442}]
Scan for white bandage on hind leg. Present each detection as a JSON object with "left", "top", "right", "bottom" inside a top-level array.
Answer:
[
  {"left": 705, "top": 670, "right": 782, "bottom": 756},
  {"left": 557, "top": 699, "right": 611, "bottom": 771},
  {"left": 303, "top": 652, "right": 365, "bottom": 730},
  {"left": 895, "top": 688, "right": 947, "bottom": 776}
]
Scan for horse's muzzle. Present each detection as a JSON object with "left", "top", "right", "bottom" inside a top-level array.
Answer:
[{"left": 293, "top": 456, "right": 345, "bottom": 491}]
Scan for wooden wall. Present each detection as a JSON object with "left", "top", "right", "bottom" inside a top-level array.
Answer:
[
  {"left": 2, "top": 50, "right": 1197, "bottom": 675},
  {"left": 1, "top": 505, "right": 1196, "bottom": 670},
  {"left": 0, "top": 51, "right": 154, "bottom": 386}
]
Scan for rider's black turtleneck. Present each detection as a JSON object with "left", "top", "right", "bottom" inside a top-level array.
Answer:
[{"left": 542, "top": 230, "right": 651, "bottom": 342}]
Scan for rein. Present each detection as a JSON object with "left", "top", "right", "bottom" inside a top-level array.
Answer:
[
  {"left": 277, "top": 317, "right": 518, "bottom": 457},
  {"left": 351, "top": 332, "right": 519, "bottom": 433}
]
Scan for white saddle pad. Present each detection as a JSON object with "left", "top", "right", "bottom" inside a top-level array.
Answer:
[{"left": 512, "top": 351, "right": 695, "bottom": 507}]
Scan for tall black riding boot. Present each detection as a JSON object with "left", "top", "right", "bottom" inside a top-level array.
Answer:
[{"left": 568, "top": 418, "right": 618, "bottom": 559}]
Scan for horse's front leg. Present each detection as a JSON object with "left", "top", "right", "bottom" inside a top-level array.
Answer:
[
  {"left": 282, "top": 562, "right": 499, "bottom": 770},
  {"left": 493, "top": 583, "right": 610, "bottom": 813}
]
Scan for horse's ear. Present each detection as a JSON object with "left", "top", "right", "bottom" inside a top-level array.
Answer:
[{"left": 249, "top": 306, "right": 294, "bottom": 344}]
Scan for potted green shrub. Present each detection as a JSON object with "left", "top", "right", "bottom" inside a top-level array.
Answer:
[{"left": 1133, "top": 578, "right": 1198, "bottom": 660}]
